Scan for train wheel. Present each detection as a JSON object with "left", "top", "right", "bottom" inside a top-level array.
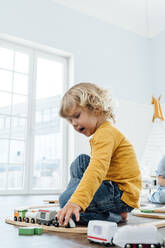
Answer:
[
  {"left": 25, "top": 218, "right": 29, "bottom": 223},
  {"left": 88, "top": 240, "right": 94, "bottom": 244},
  {"left": 31, "top": 218, "right": 35, "bottom": 224},
  {"left": 18, "top": 217, "right": 22, "bottom": 222},
  {"left": 104, "top": 243, "right": 111, "bottom": 247},
  {"left": 54, "top": 222, "right": 59, "bottom": 227}
]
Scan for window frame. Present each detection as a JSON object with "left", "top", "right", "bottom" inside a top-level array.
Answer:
[{"left": 0, "top": 34, "right": 74, "bottom": 195}]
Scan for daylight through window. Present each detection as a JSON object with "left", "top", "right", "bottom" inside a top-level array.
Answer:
[{"left": 0, "top": 39, "right": 69, "bottom": 194}]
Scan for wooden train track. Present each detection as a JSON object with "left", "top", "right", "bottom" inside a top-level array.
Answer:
[
  {"left": 6, "top": 216, "right": 165, "bottom": 234},
  {"left": 5, "top": 217, "right": 88, "bottom": 234},
  {"left": 132, "top": 209, "right": 165, "bottom": 219}
]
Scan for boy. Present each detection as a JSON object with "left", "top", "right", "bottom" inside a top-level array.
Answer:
[{"left": 57, "top": 82, "right": 142, "bottom": 226}]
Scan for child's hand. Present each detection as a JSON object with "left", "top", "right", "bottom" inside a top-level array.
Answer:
[{"left": 57, "top": 202, "right": 81, "bottom": 226}]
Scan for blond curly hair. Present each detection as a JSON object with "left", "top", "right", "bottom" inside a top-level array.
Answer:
[{"left": 59, "top": 82, "right": 115, "bottom": 122}]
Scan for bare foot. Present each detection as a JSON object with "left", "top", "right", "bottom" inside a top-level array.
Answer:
[{"left": 120, "top": 212, "right": 128, "bottom": 221}]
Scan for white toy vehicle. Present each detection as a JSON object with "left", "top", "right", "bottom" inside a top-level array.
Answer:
[
  {"left": 88, "top": 220, "right": 117, "bottom": 245},
  {"left": 36, "top": 208, "right": 57, "bottom": 226},
  {"left": 36, "top": 208, "right": 76, "bottom": 228},
  {"left": 113, "top": 225, "right": 164, "bottom": 248},
  {"left": 25, "top": 209, "right": 39, "bottom": 223}
]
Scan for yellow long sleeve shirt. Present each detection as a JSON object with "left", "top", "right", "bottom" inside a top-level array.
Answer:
[{"left": 69, "top": 121, "right": 142, "bottom": 211}]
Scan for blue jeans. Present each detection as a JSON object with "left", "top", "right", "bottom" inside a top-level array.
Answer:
[
  {"left": 151, "top": 186, "right": 165, "bottom": 203},
  {"left": 59, "top": 154, "right": 133, "bottom": 224}
]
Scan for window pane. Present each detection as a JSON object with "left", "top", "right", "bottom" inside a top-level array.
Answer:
[
  {"left": 36, "top": 58, "right": 63, "bottom": 99},
  {"left": 14, "top": 51, "right": 29, "bottom": 74},
  {"left": 33, "top": 56, "right": 64, "bottom": 190},
  {"left": 0, "top": 116, "right": 5, "bottom": 129},
  {"left": 10, "top": 117, "right": 26, "bottom": 139},
  {"left": 0, "top": 42, "right": 67, "bottom": 194},
  {"left": 13, "top": 72, "right": 28, "bottom": 95},
  {"left": 0, "top": 47, "right": 14, "bottom": 70},
  {"left": 0, "top": 140, "right": 9, "bottom": 162},
  {"left": 0, "top": 69, "right": 12, "bottom": 92},
  {"left": 33, "top": 133, "right": 62, "bottom": 189},
  {"left": 8, "top": 164, "right": 24, "bottom": 189},
  {"left": 9, "top": 140, "right": 25, "bottom": 163},
  {"left": 12, "top": 94, "right": 27, "bottom": 117},
  {"left": 0, "top": 164, "right": 6, "bottom": 189},
  {"left": 0, "top": 92, "right": 12, "bottom": 115},
  {"left": 35, "top": 97, "right": 60, "bottom": 130},
  {"left": 0, "top": 116, "right": 10, "bottom": 138}
]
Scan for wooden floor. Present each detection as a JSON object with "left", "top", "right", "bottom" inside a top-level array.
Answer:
[{"left": 1, "top": 195, "right": 165, "bottom": 248}]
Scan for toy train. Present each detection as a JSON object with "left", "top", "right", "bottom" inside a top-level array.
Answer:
[
  {"left": 88, "top": 221, "right": 165, "bottom": 247},
  {"left": 14, "top": 207, "right": 75, "bottom": 228}
]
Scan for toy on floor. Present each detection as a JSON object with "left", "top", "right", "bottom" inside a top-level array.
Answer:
[
  {"left": 113, "top": 225, "right": 164, "bottom": 248},
  {"left": 87, "top": 220, "right": 164, "bottom": 247},
  {"left": 36, "top": 208, "right": 57, "bottom": 226},
  {"left": 18, "top": 227, "right": 43, "bottom": 235},
  {"left": 36, "top": 208, "right": 75, "bottom": 228},
  {"left": 14, "top": 208, "right": 28, "bottom": 222},
  {"left": 25, "top": 209, "right": 39, "bottom": 224},
  {"left": 14, "top": 207, "right": 76, "bottom": 228},
  {"left": 88, "top": 220, "right": 117, "bottom": 245}
]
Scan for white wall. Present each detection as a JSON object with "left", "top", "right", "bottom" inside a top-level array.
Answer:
[
  {"left": 150, "top": 31, "right": 165, "bottom": 103},
  {"left": 115, "top": 100, "right": 153, "bottom": 160}
]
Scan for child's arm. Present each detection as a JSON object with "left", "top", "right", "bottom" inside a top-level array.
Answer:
[
  {"left": 157, "top": 175, "right": 165, "bottom": 187},
  {"left": 57, "top": 130, "right": 114, "bottom": 226}
]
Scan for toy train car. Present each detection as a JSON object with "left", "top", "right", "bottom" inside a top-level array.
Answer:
[
  {"left": 14, "top": 208, "right": 28, "bottom": 222},
  {"left": 25, "top": 209, "right": 39, "bottom": 224},
  {"left": 112, "top": 225, "right": 164, "bottom": 248},
  {"left": 36, "top": 209, "right": 75, "bottom": 228},
  {"left": 88, "top": 220, "right": 117, "bottom": 246},
  {"left": 36, "top": 209, "right": 57, "bottom": 226}
]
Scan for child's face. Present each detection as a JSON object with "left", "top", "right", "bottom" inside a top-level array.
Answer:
[{"left": 66, "top": 107, "right": 102, "bottom": 137}]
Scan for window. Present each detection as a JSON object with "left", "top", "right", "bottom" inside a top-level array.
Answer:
[{"left": 0, "top": 38, "right": 70, "bottom": 194}]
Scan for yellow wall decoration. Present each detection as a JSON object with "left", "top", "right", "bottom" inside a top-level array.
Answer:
[{"left": 151, "top": 96, "right": 165, "bottom": 122}]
